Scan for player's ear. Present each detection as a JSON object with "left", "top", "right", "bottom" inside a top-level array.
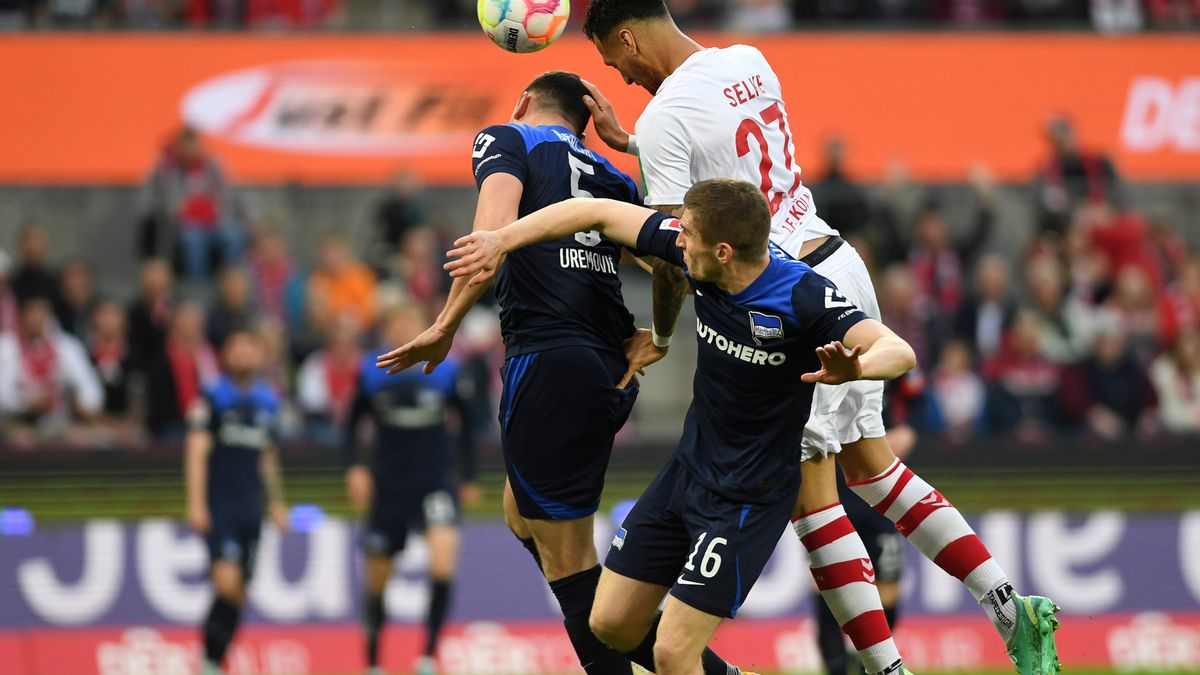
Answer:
[
  {"left": 715, "top": 242, "right": 735, "bottom": 264},
  {"left": 618, "top": 28, "right": 636, "bottom": 54},
  {"left": 511, "top": 92, "right": 531, "bottom": 123}
]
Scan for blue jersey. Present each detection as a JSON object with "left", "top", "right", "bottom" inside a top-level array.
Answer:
[
  {"left": 471, "top": 123, "right": 640, "bottom": 359},
  {"left": 635, "top": 213, "right": 869, "bottom": 504},
  {"left": 344, "top": 354, "right": 475, "bottom": 500},
  {"left": 191, "top": 376, "right": 281, "bottom": 516}
]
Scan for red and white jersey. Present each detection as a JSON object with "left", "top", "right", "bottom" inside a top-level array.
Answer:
[{"left": 635, "top": 45, "right": 837, "bottom": 257}]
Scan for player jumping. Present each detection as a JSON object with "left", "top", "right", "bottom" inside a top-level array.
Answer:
[
  {"left": 375, "top": 72, "right": 747, "bottom": 675},
  {"left": 445, "top": 178, "right": 921, "bottom": 675},
  {"left": 575, "top": 3, "right": 1061, "bottom": 673},
  {"left": 344, "top": 304, "right": 477, "bottom": 675},
  {"left": 184, "top": 328, "right": 288, "bottom": 675}
]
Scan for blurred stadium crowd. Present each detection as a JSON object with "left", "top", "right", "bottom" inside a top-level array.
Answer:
[
  {"left": 0, "top": 0, "right": 1195, "bottom": 32},
  {"left": 1, "top": 118, "right": 1200, "bottom": 452}
]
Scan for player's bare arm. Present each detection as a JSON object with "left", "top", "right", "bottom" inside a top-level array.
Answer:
[
  {"left": 260, "top": 441, "right": 289, "bottom": 531},
  {"left": 377, "top": 172, "right": 522, "bottom": 375},
  {"left": 801, "top": 319, "right": 917, "bottom": 385},
  {"left": 184, "top": 426, "right": 213, "bottom": 535},
  {"left": 445, "top": 197, "right": 654, "bottom": 286}
]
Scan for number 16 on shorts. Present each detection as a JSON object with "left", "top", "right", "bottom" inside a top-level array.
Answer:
[{"left": 677, "top": 532, "right": 727, "bottom": 586}]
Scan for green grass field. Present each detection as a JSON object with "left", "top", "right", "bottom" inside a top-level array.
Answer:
[{"left": 3, "top": 466, "right": 1198, "bottom": 522}]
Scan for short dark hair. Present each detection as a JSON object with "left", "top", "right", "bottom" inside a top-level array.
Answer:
[
  {"left": 525, "top": 71, "right": 592, "bottom": 135},
  {"left": 583, "top": 0, "right": 669, "bottom": 41},
  {"left": 683, "top": 179, "right": 771, "bottom": 262}
]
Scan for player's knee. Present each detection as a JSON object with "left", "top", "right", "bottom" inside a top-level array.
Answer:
[
  {"left": 652, "top": 635, "right": 696, "bottom": 675},
  {"left": 210, "top": 562, "right": 244, "bottom": 602},
  {"left": 588, "top": 609, "right": 641, "bottom": 652}
]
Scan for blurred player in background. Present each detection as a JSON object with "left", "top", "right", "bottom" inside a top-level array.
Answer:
[
  {"left": 578, "top": 2, "right": 1060, "bottom": 672},
  {"left": 344, "top": 303, "right": 477, "bottom": 675},
  {"left": 443, "top": 178, "right": 919, "bottom": 675},
  {"left": 184, "top": 328, "right": 287, "bottom": 675},
  {"left": 378, "top": 71, "right": 751, "bottom": 675}
]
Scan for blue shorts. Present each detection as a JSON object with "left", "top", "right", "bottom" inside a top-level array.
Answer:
[
  {"left": 604, "top": 454, "right": 795, "bottom": 619},
  {"left": 500, "top": 346, "right": 637, "bottom": 521},
  {"left": 206, "top": 509, "right": 262, "bottom": 580},
  {"left": 364, "top": 482, "right": 460, "bottom": 557}
]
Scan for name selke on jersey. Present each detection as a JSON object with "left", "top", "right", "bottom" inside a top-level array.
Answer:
[
  {"left": 472, "top": 123, "right": 640, "bottom": 359},
  {"left": 636, "top": 45, "right": 839, "bottom": 258},
  {"left": 635, "top": 212, "right": 867, "bottom": 504}
]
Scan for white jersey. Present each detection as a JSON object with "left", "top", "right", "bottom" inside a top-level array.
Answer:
[{"left": 635, "top": 45, "right": 838, "bottom": 257}]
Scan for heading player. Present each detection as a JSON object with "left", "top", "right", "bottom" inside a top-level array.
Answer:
[
  {"left": 344, "top": 304, "right": 477, "bottom": 675},
  {"left": 443, "top": 178, "right": 918, "bottom": 675},
  {"left": 375, "top": 72, "right": 744, "bottom": 675},
  {"left": 184, "top": 328, "right": 287, "bottom": 675},
  {"left": 577, "top": 1, "right": 1060, "bottom": 672}
]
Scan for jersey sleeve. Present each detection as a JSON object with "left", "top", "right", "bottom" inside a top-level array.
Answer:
[
  {"left": 634, "top": 211, "right": 686, "bottom": 268},
  {"left": 637, "top": 105, "right": 693, "bottom": 207},
  {"left": 472, "top": 125, "right": 527, "bottom": 188},
  {"left": 791, "top": 272, "right": 868, "bottom": 344}
]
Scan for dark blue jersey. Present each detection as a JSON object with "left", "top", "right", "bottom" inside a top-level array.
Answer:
[
  {"left": 190, "top": 376, "right": 281, "bottom": 516},
  {"left": 471, "top": 123, "right": 640, "bottom": 359},
  {"left": 344, "top": 354, "right": 475, "bottom": 500},
  {"left": 635, "top": 213, "right": 869, "bottom": 504}
]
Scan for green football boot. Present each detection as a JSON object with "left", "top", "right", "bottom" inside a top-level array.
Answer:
[{"left": 1007, "top": 593, "right": 1062, "bottom": 674}]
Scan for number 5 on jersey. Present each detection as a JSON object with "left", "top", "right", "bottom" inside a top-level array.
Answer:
[{"left": 568, "top": 153, "right": 602, "bottom": 247}]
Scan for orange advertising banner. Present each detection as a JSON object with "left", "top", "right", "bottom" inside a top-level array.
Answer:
[{"left": 0, "top": 34, "right": 1197, "bottom": 185}]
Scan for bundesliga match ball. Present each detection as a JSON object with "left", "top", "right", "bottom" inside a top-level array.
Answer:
[{"left": 478, "top": 0, "right": 570, "bottom": 54}]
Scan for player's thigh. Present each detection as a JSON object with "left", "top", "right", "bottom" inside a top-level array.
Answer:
[
  {"left": 502, "top": 479, "right": 531, "bottom": 539},
  {"left": 501, "top": 347, "right": 634, "bottom": 523},
  {"left": 838, "top": 434, "right": 899, "bottom": 483},
  {"left": 794, "top": 453, "right": 840, "bottom": 516},
  {"left": 603, "top": 457, "right": 692, "bottom": 594},
  {"left": 424, "top": 525, "right": 461, "bottom": 580},
  {"left": 589, "top": 568, "right": 669, "bottom": 652},
  {"left": 524, "top": 514, "right": 598, "bottom": 582},
  {"left": 654, "top": 594, "right": 725, "bottom": 674},
  {"left": 363, "top": 502, "right": 410, "bottom": 562}
]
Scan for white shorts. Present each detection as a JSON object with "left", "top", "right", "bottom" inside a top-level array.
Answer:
[{"left": 801, "top": 240, "right": 886, "bottom": 461}]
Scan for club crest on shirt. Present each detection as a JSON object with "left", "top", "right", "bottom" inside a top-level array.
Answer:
[{"left": 748, "top": 311, "right": 784, "bottom": 345}]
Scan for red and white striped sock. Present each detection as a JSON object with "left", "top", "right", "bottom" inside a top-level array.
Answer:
[
  {"left": 794, "top": 503, "right": 902, "bottom": 675},
  {"left": 848, "top": 459, "right": 1017, "bottom": 642}
]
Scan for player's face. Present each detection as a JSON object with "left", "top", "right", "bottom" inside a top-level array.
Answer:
[
  {"left": 591, "top": 33, "right": 659, "bottom": 95},
  {"left": 677, "top": 211, "right": 719, "bottom": 282},
  {"left": 223, "top": 333, "right": 263, "bottom": 378}
]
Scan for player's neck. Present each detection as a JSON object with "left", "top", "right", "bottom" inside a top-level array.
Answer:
[
  {"left": 655, "top": 29, "right": 703, "bottom": 85},
  {"left": 228, "top": 372, "right": 255, "bottom": 389},
  {"left": 515, "top": 111, "right": 578, "bottom": 135},
  {"left": 716, "top": 255, "right": 771, "bottom": 296}
]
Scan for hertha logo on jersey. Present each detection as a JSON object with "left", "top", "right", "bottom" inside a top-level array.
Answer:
[{"left": 748, "top": 311, "right": 784, "bottom": 345}]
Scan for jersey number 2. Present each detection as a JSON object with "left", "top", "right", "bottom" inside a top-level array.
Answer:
[
  {"left": 568, "top": 154, "right": 602, "bottom": 247},
  {"left": 734, "top": 102, "right": 802, "bottom": 215}
]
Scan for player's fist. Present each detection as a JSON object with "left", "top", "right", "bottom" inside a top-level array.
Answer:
[
  {"left": 187, "top": 502, "right": 211, "bottom": 535},
  {"left": 346, "top": 465, "right": 373, "bottom": 513}
]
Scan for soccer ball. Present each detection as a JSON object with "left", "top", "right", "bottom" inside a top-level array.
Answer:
[{"left": 478, "top": 0, "right": 570, "bottom": 54}]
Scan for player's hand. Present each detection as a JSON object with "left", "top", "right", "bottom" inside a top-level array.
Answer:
[
  {"left": 377, "top": 325, "right": 455, "bottom": 375},
  {"left": 187, "top": 503, "right": 211, "bottom": 535},
  {"left": 801, "top": 341, "right": 863, "bottom": 385},
  {"left": 445, "top": 231, "right": 504, "bottom": 287},
  {"left": 269, "top": 502, "right": 290, "bottom": 533},
  {"left": 619, "top": 328, "right": 668, "bottom": 389},
  {"left": 345, "top": 465, "right": 373, "bottom": 513},
  {"left": 459, "top": 481, "right": 483, "bottom": 509},
  {"left": 581, "top": 79, "right": 630, "bottom": 153}
]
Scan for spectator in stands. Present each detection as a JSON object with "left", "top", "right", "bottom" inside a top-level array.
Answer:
[
  {"left": 1033, "top": 116, "right": 1121, "bottom": 236},
  {"left": 89, "top": 300, "right": 136, "bottom": 422},
  {"left": 878, "top": 265, "right": 934, "bottom": 368},
  {"left": 0, "top": 249, "right": 17, "bottom": 333},
  {"left": 1026, "top": 255, "right": 1094, "bottom": 364},
  {"left": 139, "top": 127, "right": 242, "bottom": 280},
  {"left": 983, "top": 310, "right": 1062, "bottom": 439},
  {"left": 954, "top": 254, "right": 1017, "bottom": 362},
  {"left": 729, "top": 0, "right": 792, "bottom": 30},
  {"left": 127, "top": 258, "right": 175, "bottom": 373},
  {"left": 811, "top": 137, "right": 871, "bottom": 242},
  {"left": 1161, "top": 256, "right": 1200, "bottom": 346},
  {"left": 1107, "top": 266, "right": 1162, "bottom": 362},
  {"left": 297, "top": 311, "right": 362, "bottom": 445},
  {"left": 253, "top": 317, "right": 292, "bottom": 399},
  {"left": 53, "top": 259, "right": 98, "bottom": 341},
  {"left": 308, "top": 235, "right": 377, "bottom": 329},
  {"left": 1078, "top": 199, "right": 1160, "bottom": 291},
  {"left": 1145, "top": 0, "right": 1200, "bottom": 27},
  {"left": 144, "top": 302, "right": 218, "bottom": 437},
  {"left": 1146, "top": 208, "right": 1190, "bottom": 285},
  {"left": 1059, "top": 311, "right": 1156, "bottom": 439},
  {"left": 930, "top": 339, "right": 986, "bottom": 440},
  {"left": 206, "top": 266, "right": 256, "bottom": 349},
  {"left": 1150, "top": 329, "right": 1200, "bottom": 434},
  {"left": 372, "top": 169, "right": 427, "bottom": 273},
  {"left": 10, "top": 222, "right": 58, "bottom": 303},
  {"left": 395, "top": 227, "right": 445, "bottom": 305},
  {"left": 0, "top": 294, "right": 104, "bottom": 445},
  {"left": 907, "top": 171, "right": 995, "bottom": 318},
  {"left": 247, "top": 224, "right": 301, "bottom": 327}
]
